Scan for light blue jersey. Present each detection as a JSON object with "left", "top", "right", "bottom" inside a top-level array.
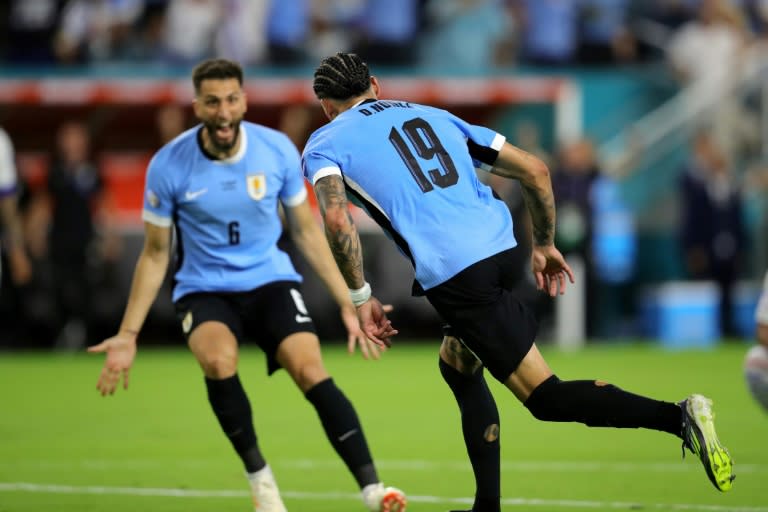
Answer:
[
  {"left": 302, "top": 100, "right": 516, "bottom": 291},
  {"left": 143, "top": 122, "right": 306, "bottom": 301}
]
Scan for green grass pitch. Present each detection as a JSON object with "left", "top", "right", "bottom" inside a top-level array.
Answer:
[{"left": 0, "top": 341, "right": 765, "bottom": 511}]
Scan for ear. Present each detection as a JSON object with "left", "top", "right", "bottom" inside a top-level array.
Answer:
[
  {"left": 192, "top": 98, "right": 202, "bottom": 119},
  {"left": 370, "top": 76, "right": 381, "bottom": 98}
]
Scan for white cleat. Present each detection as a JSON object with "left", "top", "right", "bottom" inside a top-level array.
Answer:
[
  {"left": 362, "top": 482, "right": 407, "bottom": 512},
  {"left": 247, "top": 466, "right": 288, "bottom": 512}
]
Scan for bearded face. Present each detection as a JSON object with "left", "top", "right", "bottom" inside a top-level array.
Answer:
[{"left": 193, "top": 78, "right": 247, "bottom": 157}]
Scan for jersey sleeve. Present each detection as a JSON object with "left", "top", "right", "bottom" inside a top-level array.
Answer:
[
  {"left": 302, "top": 132, "right": 342, "bottom": 185},
  {"left": 141, "top": 152, "right": 175, "bottom": 227},
  {"left": 278, "top": 136, "right": 307, "bottom": 207},
  {"left": 0, "top": 128, "right": 17, "bottom": 196},
  {"left": 446, "top": 111, "right": 506, "bottom": 171}
]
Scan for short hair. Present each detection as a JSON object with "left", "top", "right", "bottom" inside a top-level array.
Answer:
[
  {"left": 313, "top": 53, "right": 371, "bottom": 100},
  {"left": 192, "top": 58, "right": 244, "bottom": 94}
]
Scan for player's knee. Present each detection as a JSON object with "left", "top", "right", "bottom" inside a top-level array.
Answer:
[
  {"left": 196, "top": 350, "right": 238, "bottom": 378},
  {"left": 290, "top": 361, "right": 329, "bottom": 392},
  {"left": 439, "top": 335, "right": 482, "bottom": 376},
  {"left": 523, "top": 374, "right": 563, "bottom": 421}
]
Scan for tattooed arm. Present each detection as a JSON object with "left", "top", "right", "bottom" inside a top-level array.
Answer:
[
  {"left": 313, "top": 174, "right": 365, "bottom": 289},
  {"left": 490, "top": 142, "right": 574, "bottom": 296},
  {"left": 490, "top": 142, "right": 555, "bottom": 246},
  {"left": 313, "top": 174, "right": 398, "bottom": 346}
]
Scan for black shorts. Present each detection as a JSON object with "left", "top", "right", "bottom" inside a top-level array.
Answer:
[
  {"left": 174, "top": 280, "right": 317, "bottom": 375},
  {"left": 425, "top": 249, "right": 538, "bottom": 382}
]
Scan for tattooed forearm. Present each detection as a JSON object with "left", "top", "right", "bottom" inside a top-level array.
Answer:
[
  {"left": 315, "top": 175, "right": 366, "bottom": 288},
  {"left": 520, "top": 184, "right": 555, "bottom": 246},
  {"left": 325, "top": 210, "right": 365, "bottom": 287}
]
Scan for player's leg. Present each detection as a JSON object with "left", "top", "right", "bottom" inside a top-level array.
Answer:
[
  {"left": 504, "top": 343, "right": 734, "bottom": 491},
  {"left": 179, "top": 295, "right": 286, "bottom": 511},
  {"left": 439, "top": 327, "right": 500, "bottom": 512},
  {"left": 276, "top": 332, "right": 406, "bottom": 511}
]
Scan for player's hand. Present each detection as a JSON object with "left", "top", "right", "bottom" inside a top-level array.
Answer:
[
  {"left": 531, "top": 244, "right": 575, "bottom": 297},
  {"left": 356, "top": 296, "right": 398, "bottom": 348},
  {"left": 87, "top": 331, "right": 138, "bottom": 396},
  {"left": 340, "top": 304, "right": 384, "bottom": 360}
]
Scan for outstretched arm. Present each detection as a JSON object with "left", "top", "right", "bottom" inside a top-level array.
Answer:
[
  {"left": 491, "top": 142, "right": 574, "bottom": 295},
  {"left": 87, "top": 222, "right": 171, "bottom": 395},
  {"left": 313, "top": 174, "right": 397, "bottom": 346},
  {"left": 283, "top": 198, "right": 384, "bottom": 358}
]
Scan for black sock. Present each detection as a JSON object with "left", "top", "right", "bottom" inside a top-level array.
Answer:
[
  {"left": 206, "top": 375, "right": 265, "bottom": 472},
  {"left": 524, "top": 375, "right": 683, "bottom": 436},
  {"left": 440, "top": 358, "right": 501, "bottom": 512},
  {"left": 305, "top": 377, "right": 377, "bottom": 488}
]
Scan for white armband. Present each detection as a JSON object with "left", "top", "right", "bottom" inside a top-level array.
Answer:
[{"left": 349, "top": 282, "right": 372, "bottom": 307}]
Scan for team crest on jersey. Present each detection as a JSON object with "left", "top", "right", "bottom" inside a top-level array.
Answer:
[
  {"left": 147, "top": 189, "right": 159, "bottom": 208},
  {"left": 246, "top": 173, "right": 266, "bottom": 200}
]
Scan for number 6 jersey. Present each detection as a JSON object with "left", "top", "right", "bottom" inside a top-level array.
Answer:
[
  {"left": 302, "top": 99, "right": 517, "bottom": 292},
  {"left": 143, "top": 122, "right": 305, "bottom": 301}
]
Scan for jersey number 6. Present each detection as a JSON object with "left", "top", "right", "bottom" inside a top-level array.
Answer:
[{"left": 389, "top": 117, "right": 459, "bottom": 193}]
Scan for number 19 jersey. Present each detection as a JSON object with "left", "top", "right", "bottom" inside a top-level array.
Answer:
[
  {"left": 142, "top": 122, "right": 305, "bottom": 302},
  {"left": 302, "top": 100, "right": 516, "bottom": 291}
]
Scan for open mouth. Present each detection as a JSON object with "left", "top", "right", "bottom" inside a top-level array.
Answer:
[{"left": 215, "top": 124, "right": 233, "bottom": 140}]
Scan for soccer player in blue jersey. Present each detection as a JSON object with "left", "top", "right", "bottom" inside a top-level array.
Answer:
[
  {"left": 87, "top": 58, "right": 406, "bottom": 512},
  {"left": 302, "top": 53, "right": 735, "bottom": 512}
]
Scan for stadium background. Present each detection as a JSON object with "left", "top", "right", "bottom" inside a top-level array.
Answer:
[
  {"left": 1, "top": 1, "right": 768, "bottom": 511},
  {"left": 0, "top": 1, "right": 766, "bottom": 349}
]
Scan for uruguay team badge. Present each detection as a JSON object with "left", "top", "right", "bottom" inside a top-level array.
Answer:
[{"left": 246, "top": 173, "right": 266, "bottom": 200}]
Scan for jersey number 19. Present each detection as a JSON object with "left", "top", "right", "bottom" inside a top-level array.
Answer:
[{"left": 388, "top": 117, "right": 458, "bottom": 193}]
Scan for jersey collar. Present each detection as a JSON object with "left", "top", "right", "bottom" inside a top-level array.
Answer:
[{"left": 197, "top": 124, "right": 248, "bottom": 164}]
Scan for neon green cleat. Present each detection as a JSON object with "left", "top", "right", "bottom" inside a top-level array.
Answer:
[{"left": 680, "top": 394, "right": 735, "bottom": 492}]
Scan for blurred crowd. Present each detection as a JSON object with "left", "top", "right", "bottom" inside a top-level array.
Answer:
[
  {"left": 0, "top": 0, "right": 767, "bottom": 70},
  {"left": 1, "top": 0, "right": 768, "bottom": 348}
]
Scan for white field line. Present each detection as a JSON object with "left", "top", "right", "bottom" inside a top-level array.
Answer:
[
  {"left": 0, "top": 482, "right": 765, "bottom": 512},
  {"left": 0, "top": 458, "right": 763, "bottom": 474}
]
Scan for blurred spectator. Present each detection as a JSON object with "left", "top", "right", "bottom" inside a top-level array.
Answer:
[
  {"left": 1, "top": 0, "right": 64, "bottom": 65},
  {"left": 307, "top": 0, "right": 365, "bottom": 60},
  {"left": 516, "top": 0, "right": 579, "bottom": 66},
  {"left": 214, "top": 0, "right": 269, "bottom": 66},
  {"left": 420, "top": 0, "right": 518, "bottom": 71},
  {"left": 355, "top": 0, "right": 421, "bottom": 66},
  {"left": 46, "top": 121, "right": 117, "bottom": 349},
  {"left": 266, "top": 0, "right": 310, "bottom": 65},
  {"left": 679, "top": 129, "right": 746, "bottom": 337},
  {"left": 666, "top": 0, "right": 757, "bottom": 161},
  {"left": 666, "top": 0, "right": 748, "bottom": 88},
  {"left": 160, "top": 0, "right": 220, "bottom": 65},
  {"left": 578, "top": 0, "right": 638, "bottom": 65},
  {"left": 551, "top": 138, "right": 601, "bottom": 335},
  {"left": 124, "top": 0, "right": 169, "bottom": 61},
  {"left": 0, "top": 127, "right": 33, "bottom": 289},
  {"left": 53, "top": 0, "right": 144, "bottom": 64},
  {"left": 155, "top": 103, "right": 188, "bottom": 145}
]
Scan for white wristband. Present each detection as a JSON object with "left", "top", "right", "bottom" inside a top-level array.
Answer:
[{"left": 349, "top": 282, "right": 372, "bottom": 307}]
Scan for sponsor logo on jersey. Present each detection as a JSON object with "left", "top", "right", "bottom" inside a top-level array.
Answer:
[
  {"left": 184, "top": 188, "right": 208, "bottom": 201},
  {"left": 246, "top": 173, "right": 266, "bottom": 200}
]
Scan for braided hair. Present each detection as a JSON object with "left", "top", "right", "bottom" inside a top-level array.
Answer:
[{"left": 313, "top": 53, "right": 371, "bottom": 100}]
